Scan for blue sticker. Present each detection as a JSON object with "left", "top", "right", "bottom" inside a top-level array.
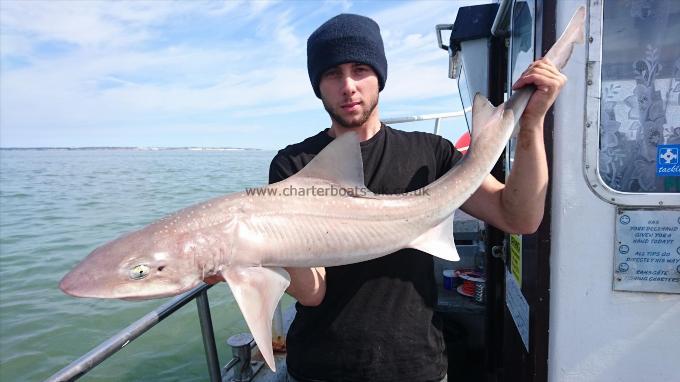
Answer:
[{"left": 656, "top": 144, "right": 680, "bottom": 177}]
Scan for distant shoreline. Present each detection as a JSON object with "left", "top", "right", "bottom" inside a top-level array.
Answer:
[{"left": 0, "top": 147, "right": 263, "bottom": 151}]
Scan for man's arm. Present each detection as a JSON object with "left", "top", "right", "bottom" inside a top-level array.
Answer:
[
  {"left": 461, "top": 58, "right": 567, "bottom": 234},
  {"left": 285, "top": 267, "right": 326, "bottom": 306}
]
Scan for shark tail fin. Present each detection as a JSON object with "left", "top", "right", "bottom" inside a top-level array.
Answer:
[
  {"left": 222, "top": 266, "right": 291, "bottom": 372},
  {"left": 407, "top": 214, "right": 460, "bottom": 262},
  {"left": 545, "top": 6, "right": 586, "bottom": 70}
]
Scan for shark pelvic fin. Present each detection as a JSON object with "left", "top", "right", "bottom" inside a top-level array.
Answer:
[
  {"left": 293, "top": 131, "right": 366, "bottom": 189},
  {"left": 222, "top": 266, "right": 290, "bottom": 372},
  {"left": 407, "top": 214, "right": 460, "bottom": 262}
]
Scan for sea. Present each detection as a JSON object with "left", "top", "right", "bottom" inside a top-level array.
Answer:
[{"left": 0, "top": 148, "right": 291, "bottom": 381}]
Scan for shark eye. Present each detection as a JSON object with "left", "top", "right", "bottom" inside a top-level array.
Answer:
[{"left": 129, "top": 264, "right": 150, "bottom": 280}]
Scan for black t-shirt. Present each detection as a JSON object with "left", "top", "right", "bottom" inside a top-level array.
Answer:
[{"left": 269, "top": 125, "right": 462, "bottom": 382}]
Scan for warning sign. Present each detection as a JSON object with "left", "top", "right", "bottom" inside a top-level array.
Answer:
[
  {"left": 614, "top": 208, "right": 680, "bottom": 294},
  {"left": 510, "top": 234, "right": 522, "bottom": 286}
]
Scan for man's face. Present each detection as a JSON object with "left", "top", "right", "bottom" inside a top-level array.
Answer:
[{"left": 319, "top": 62, "right": 379, "bottom": 129}]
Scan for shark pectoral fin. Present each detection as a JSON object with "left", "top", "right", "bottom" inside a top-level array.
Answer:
[
  {"left": 222, "top": 266, "right": 291, "bottom": 372},
  {"left": 292, "top": 131, "right": 366, "bottom": 189},
  {"left": 407, "top": 214, "right": 460, "bottom": 262}
]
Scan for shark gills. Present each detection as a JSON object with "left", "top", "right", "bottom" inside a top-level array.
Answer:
[{"left": 59, "top": 7, "right": 585, "bottom": 372}]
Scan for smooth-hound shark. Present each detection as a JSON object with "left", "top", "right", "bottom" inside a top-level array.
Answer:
[{"left": 60, "top": 7, "right": 585, "bottom": 372}]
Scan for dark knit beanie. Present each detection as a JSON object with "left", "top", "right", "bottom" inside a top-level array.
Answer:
[{"left": 307, "top": 14, "right": 388, "bottom": 98}]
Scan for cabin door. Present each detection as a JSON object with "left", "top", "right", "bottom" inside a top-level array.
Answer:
[{"left": 485, "top": 1, "right": 554, "bottom": 381}]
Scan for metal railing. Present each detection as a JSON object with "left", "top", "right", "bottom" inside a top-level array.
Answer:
[
  {"left": 46, "top": 284, "right": 222, "bottom": 382},
  {"left": 382, "top": 110, "right": 466, "bottom": 135},
  {"left": 46, "top": 110, "right": 467, "bottom": 382}
]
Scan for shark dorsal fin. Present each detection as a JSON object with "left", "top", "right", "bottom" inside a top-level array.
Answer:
[
  {"left": 471, "top": 93, "right": 501, "bottom": 143},
  {"left": 471, "top": 93, "right": 497, "bottom": 128},
  {"left": 293, "top": 131, "right": 366, "bottom": 188}
]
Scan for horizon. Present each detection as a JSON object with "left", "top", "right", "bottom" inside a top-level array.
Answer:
[
  {"left": 0, "top": 0, "right": 481, "bottom": 150},
  {"left": 0, "top": 145, "right": 265, "bottom": 150}
]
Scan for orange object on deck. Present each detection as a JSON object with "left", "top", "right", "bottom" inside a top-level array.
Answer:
[{"left": 454, "top": 131, "right": 470, "bottom": 155}]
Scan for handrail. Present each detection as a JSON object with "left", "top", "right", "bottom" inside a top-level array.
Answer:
[
  {"left": 46, "top": 110, "right": 467, "bottom": 382},
  {"left": 45, "top": 283, "right": 218, "bottom": 382},
  {"left": 381, "top": 110, "right": 465, "bottom": 125},
  {"left": 382, "top": 109, "right": 468, "bottom": 136},
  {"left": 491, "top": 0, "right": 512, "bottom": 37}
]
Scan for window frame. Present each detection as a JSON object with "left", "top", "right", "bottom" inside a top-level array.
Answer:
[{"left": 583, "top": 0, "right": 679, "bottom": 206}]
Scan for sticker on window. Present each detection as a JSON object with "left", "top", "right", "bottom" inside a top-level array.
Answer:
[{"left": 657, "top": 144, "right": 680, "bottom": 177}]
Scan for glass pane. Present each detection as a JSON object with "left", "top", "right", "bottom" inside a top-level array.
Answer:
[
  {"left": 457, "top": 64, "right": 473, "bottom": 133},
  {"left": 599, "top": 0, "right": 680, "bottom": 193},
  {"left": 510, "top": 0, "right": 535, "bottom": 87},
  {"left": 507, "top": 0, "right": 535, "bottom": 172}
]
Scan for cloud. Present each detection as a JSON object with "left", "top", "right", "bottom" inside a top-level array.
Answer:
[
  {"left": 249, "top": 0, "right": 279, "bottom": 16},
  {"left": 254, "top": 8, "right": 303, "bottom": 55},
  {"left": 2, "top": 2, "right": 141, "bottom": 48},
  {"left": 1, "top": 0, "right": 477, "bottom": 148}
]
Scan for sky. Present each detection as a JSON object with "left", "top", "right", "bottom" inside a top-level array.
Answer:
[{"left": 0, "top": 0, "right": 482, "bottom": 150}]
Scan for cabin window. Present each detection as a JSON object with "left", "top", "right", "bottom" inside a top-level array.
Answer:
[
  {"left": 598, "top": 0, "right": 680, "bottom": 193},
  {"left": 507, "top": 0, "right": 535, "bottom": 172}
]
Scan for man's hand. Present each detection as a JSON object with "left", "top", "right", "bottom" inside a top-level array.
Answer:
[
  {"left": 512, "top": 57, "right": 567, "bottom": 128},
  {"left": 462, "top": 57, "right": 567, "bottom": 234}
]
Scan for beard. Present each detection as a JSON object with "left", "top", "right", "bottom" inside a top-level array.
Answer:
[{"left": 322, "top": 94, "right": 379, "bottom": 129}]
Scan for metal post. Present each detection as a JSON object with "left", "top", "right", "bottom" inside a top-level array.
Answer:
[
  {"left": 227, "top": 333, "right": 254, "bottom": 382},
  {"left": 46, "top": 284, "right": 213, "bottom": 382},
  {"left": 196, "top": 290, "right": 222, "bottom": 382},
  {"left": 434, "top": 118, "right": 442, "bottom": 135}
]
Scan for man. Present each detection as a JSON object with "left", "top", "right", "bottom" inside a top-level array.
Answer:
[{"left": 269, "top": 14, "right": 565, "bottom": 382}]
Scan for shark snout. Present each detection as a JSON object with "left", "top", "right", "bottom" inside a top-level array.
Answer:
[
  {"left": 59, "top": 277, "right": 90, "bottom": 298},
  {"left": 59, "top": 265, "right": 102, "bottom": 298},
  {"left": 58, "top": 273, "right": 77, "bottom": 296}
]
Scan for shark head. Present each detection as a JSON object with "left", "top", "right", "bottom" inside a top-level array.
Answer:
[{"left": 59, "top": 223, "right": 207, "bottom": 300}]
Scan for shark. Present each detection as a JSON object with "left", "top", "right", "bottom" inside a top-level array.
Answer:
[{"left": 60, "top": 7, "right": 585, "bottom": 372}]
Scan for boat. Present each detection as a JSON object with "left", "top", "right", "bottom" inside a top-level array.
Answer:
[{"left": 47, "top": 1, "right": 680, "bottom": 381}]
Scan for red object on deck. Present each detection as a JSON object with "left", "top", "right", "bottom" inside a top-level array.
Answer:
[{"left": 454, "top": 131, "right": 470, "bottom": 155}]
